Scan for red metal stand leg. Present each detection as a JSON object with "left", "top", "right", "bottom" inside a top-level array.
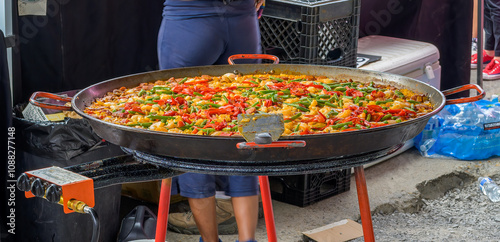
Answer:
[
  {"left": 155, "top": 178, "right": 172, "bottom": 242},
  {"left": 259, "top": 176, "right": 277, "bottom": 242},
  {"left": 354, "top": 166, "right": 375, "bottom": 242}
]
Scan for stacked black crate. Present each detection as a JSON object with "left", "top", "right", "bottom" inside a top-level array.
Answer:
[{"left": 260, "top": 0, "right": 360, "bottom": 66}]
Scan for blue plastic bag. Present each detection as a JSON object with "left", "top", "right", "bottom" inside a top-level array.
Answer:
[{"left": 414, "top": 96, "right": 500, "bottom": 160}]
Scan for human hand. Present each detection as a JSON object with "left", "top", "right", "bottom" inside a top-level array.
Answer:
[
  {"left": 255, "top": 0, "right": 265, "bottom": 11},
  {"left": 255, "top": 0, "right": 265, "bottom": 18}
]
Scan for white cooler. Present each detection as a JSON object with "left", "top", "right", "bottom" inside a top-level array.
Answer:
[
  {"left": 357, "top": 35, "right": 441, "bottom": 89},
  {"left": 355, "top": 35, "right": 441, "bottom": 168}
]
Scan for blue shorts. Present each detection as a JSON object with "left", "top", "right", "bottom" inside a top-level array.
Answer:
[{"left": 171, "top": 174, "right": 259, "bottom": 198}]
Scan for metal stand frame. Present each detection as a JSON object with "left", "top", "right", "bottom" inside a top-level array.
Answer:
[
  {"left": 477, "top": 0, "right": 484, "bottom": 88},
  {"left": 154, "top": 167, "right": 375, "bottom": 242}
]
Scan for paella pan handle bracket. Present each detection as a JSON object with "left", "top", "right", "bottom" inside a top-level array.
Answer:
[
  {"left": 442, "top": 84, "right": 486, "bottom": 105},
  {"left": 236, "top": 113, "right": 306, "bottom": 149},
  {"left": 237, "top": 131, "right": 306, "bottom": 149},
  {"left": 29, "top": 91, "right": 73, "bottom": 111}
]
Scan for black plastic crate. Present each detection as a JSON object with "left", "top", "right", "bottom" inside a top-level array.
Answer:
[
  {"left": 269, "top": 169, "right": 351, "bottom": 207},
  {"left": 259, "top": 0, "right": 360, "bottom": 67}
]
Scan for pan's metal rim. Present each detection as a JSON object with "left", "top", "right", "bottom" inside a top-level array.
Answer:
[{"left": 72, "top": 64, "right": 446, "bottom": 141}]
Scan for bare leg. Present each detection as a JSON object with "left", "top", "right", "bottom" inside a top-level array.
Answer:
[
  {"left": 189, "top": 196, "right": 218, "bottom": 242},
  {"left": 232, "top": 195, "right": 259, "bottom": 241}
]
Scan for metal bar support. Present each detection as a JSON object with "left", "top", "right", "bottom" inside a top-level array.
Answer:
[
  {"left": 477, "top": 0, "right": 484, "bottom": 88},
  {"left": 259, "top": 176, "right": 278, "bottom": 242},
  {"left": 354, "top": 166, "right": 375, "bottom": 242},
  {"left": 155, "top": 178, "right": 172, "bottom": 242}
]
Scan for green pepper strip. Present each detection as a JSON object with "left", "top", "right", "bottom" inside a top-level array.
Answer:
[
  {"left": 222, "top": 95, "right": 229, "bottom": 103},
  {"left": 285, "top": 113, "right": 302, "bottom": 122},
  {"left": 321, "top": 83, "right": 332, "bottom": 91},
  {"left": 375, "top": 99, "right": 394, "bottom": 105},
  {"left": 328, "top": 83, "right": 343, "bottom": 88},
  {"left": 193, "top": 92, "right": 203, "bottom": 97},
  {"left": 147, "top": 96, "right": 160, "bottom": 101},
  {"left": 366, "top": 114, "right": 371, "bottom": 122},
  {"left": 270, "top": 76, "right": 284, "bottom": 82},
  {"left": 408, "top": 100, "right": 421, "bottom": 104},
  {"left": 249, "top": 80, "right": 259, "bottom": 85},
  {"left": 207, "top": 103, "right": 221, "bottom": 108},
  {"left": 199, "top": 128, "right": 215, "bottom": 134},
  {"left": 326, "top": 110, "right": 338, "bottom": 118},
  {"left": 153, "top": 86, "right": 170, "bottom": 91},
  {"left": 294, "top": 123, "right": 301, "bottom": 132},
  {"left": 179, "top": 124, "right": 194, "bottom": 131},
  {"left": 330, "top": 121, "right": 353, "bottom": 129},
  {"left": 147, "top": 115, "right": 176, "bottom": 121},
  {"left": 394, "top": 90, "right": 404, "bottom": 98},
  {"left": 334, "top": 87, "right": 347, "bottom": 92},
  {"left": 284, "top": 103, "right": 309, "bottom": 112},
  {"left": 271, "top": 94, "right": 277, "bottom": 103},
  {"left": 325, "top": 102, "right": 337, "bottom": 108},
  {"left": 178, "top": 77, "right": 188, "bottom": 84},
  {"left": 128, "top": 111, "right": 144, "bottom": 115},
  {"left": 251, "top": 101, "right": 260, "bottom": 107},
  {"left": 381, "top": 114, "right": 392, "bottom": 121},
  {"left": 138, "top": 89, "right": 146, "bottom": 96},
  {"left": 156, "top": 90, "right": 174, "bottom": 95}
]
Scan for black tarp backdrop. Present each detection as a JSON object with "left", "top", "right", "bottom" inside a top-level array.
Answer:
[
  {"left": 359, "top": 0, "right": 473, "bottom": 96},
  {"left": 14, "top": 0, "right": 164, "bottom": 103},
  {"left": 1, "top": 29, "right": 14, "bottom": 242}
]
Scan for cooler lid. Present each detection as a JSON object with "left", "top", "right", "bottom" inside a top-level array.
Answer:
[{"left": 357, "top": 35, "right": 440, "bottom": 75}]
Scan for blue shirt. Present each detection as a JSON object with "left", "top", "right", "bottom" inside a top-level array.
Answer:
[{"left": 163, "top": 0, "right": 255, "bottom": 20}]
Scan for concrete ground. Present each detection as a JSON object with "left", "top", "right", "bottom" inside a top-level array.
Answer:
[{"left": 162, "top": 71, "right": 500, "bottom": 241}]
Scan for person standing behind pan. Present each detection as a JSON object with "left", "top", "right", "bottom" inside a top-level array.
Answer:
[
  {"left": 157, "top": 0, "right": 265, "bottom": 241},
  {"left": 471, "top": 0, "right": 500, "bottom": 80}
]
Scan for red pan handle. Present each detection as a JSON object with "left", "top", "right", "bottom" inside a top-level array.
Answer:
[
  {"left": 29, "top": 91, "right": 73, "bottom": 111},
  {"left": 228, "top": 54, "right": 279, "bottom": 65},
  {"left": 442, "top": 84, "right": 485, "bottom": 105}
]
